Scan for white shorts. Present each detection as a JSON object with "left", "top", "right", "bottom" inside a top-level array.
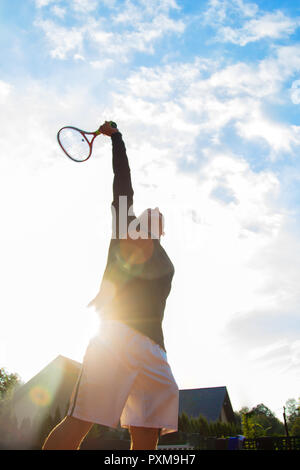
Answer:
[{"left": 67, "top": 320, "right": 179, "bottom": 436}]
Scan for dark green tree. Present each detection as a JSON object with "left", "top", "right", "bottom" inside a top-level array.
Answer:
[
  {"left": 19, "top": 417, "right": 32, "bottom": 438},
  {"left": 234, "top": 410, "right": 242, "bottom": 428},
  {"left": 0, "top": 368, "right": 22, "bottom": 420},
  {"left": 197, "top": 415, "right": 209, "bottom": 436},
  {"left": 0, "top": 410, "right": 20, "bottom": 448},
  {"left": 291, "top": 417, "right": 300, "bottom": 436},
  {"left": 178, "top": 412, "right": 190, "bottom": 433},
  {"left": 0, "top": 368, "right": 23, "bottom": 448},
  {"left": 190, "top": 417, "right": 199, "bottom": 433},
  {"left": 285, "top": 398, "right": 300, "bottom": 431},
  {"left": 33, "top": 411, "right": 54, "bottom": 448},
  {"left": 16, "top": 417, "right": 33, "bottom": 448},
  {"left": 178, "top": 411, "right": 241, "bottom": 438}
]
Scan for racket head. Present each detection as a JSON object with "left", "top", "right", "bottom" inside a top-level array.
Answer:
[{"left": 57, "top": 126, "right": 94, "bottom": 162}]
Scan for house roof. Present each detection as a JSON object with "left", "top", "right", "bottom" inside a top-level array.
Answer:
[
  {"left": 12, "top": 355, "right": 81, "bottom": 424},
  {"left": 13, "top": 355, "right": 81, "bottom": 402},
  {"left": 179, "top": 386, "right": 234, "bottom": 422}
]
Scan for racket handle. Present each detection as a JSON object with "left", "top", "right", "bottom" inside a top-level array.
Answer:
[{"left": 95, "top": 121, "right": 118, "bottom": 136}]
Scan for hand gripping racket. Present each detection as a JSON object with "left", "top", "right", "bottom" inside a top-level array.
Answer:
[{"left": 57, "top": 121, "right": 117, "bottom": 162}]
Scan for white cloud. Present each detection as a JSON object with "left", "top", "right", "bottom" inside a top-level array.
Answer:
[
  {"left": 104, "top": 51, "right": 300, "bottom": 159},
  {"left": 291, "top": 340, "right": 300, "bottom": 367},
  {"left": 291, "top": 80, "right": 300, "bottom": 105},
  {"left": 35, "top": 0, "right": 96, "bottom": 10},
  {"left": 220, "top": 223, "right": 300, "bottom": 409},
  {"left": 204, "top": 0, "right": 300, "bottom": 46},
  {"left": 34, "top": 0, "right": 185, "bottom": 61},
  {"left": 35, "top": 19, "right": 85, "bottom": 59},
  {"left": 90, "top": 58, "right": 114, "bottom": 70},
  {"left": 204, "top": 0, "right": 259, "bottom": 25},
  {"left": 88, "top": 15, "right": 185, "bottom": 58},
  {"left": 218, "top": 11, "right": 300, "bottom": 46},
  {"left": 72, "top": 0, "right": 98, "bottom": 12},
  {"left": 51, "top": 5, "right": 66, "bottom": 18},
  {"left": 107, "top": 63, "right": 284, "bottom": 246},
  {"left": 0, "top": 80, "right": 12, "bottom": 102},
  {"left": 236, "top": 109, "right": 300, "bottom": 155},
  {"left": 115, "top": 50, "right": 300, "bottom": 155},
  {"left": 113, "top": 0, "right": 180, "bottom": 24},
  {"left": 35, "top": 0, "right": 57, "bottom": 7}
]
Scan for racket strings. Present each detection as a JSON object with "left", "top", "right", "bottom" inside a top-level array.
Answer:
[{"left": 58, "top": 128, "right": 91, "bottom": 161}]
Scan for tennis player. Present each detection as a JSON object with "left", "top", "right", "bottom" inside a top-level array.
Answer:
[{"left": 42, "top": 121, "right": 179, "bottom": 450}]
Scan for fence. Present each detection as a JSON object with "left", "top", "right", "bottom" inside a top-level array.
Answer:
[
  {"left": 192, "top": 436, "right": 300, "bottom": 450},
  {"left": 242, "top": 436, "right": 300, "bottom": 451}
]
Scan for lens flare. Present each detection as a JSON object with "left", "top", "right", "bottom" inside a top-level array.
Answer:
[
  {"left": 120, "top": 238, "right": 154, "bottom": 266},
  {"left": 29, "top": 385, "right": 51, "bottom": 407}
]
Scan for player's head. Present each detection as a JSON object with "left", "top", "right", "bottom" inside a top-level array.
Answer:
[{"left": 138, "top": 207, "right": 164, "bottom": 239}]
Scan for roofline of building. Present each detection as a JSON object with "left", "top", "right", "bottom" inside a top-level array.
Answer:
[
  {"left": 179, "top": 386, "right": 227, "bottom": 392},
  {"left": 12, "top": 355, "right": 81, "bottom": 402}
]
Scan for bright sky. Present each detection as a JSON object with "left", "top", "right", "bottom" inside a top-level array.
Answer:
[{"left": 1, "top": 0, "right": 300, "bottom": 420}]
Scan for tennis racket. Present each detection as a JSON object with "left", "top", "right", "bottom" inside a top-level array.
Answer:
[{"left": 57, "top": 121, "right": 117, "bottom": 162}]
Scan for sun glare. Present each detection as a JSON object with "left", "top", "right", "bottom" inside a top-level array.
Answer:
[{"left": 86, "top": 309, "right": 102, "bottom": 341}]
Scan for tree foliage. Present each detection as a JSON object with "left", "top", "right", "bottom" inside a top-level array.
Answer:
[
  {"left": 285, "top": 398, "right": 300, "bottom": 431},
  {"left": 0, "top": 367, "right": 23, "bottom": 446},
  {"left": 0, "top": 368, "right": 22, "bottom": 400},
  {"left": 291, "top": 417, "right": 300, "bottom": 436},
  {"left": 240, "top": 403, "right": 285, "bottom": 438},
  {"left": 178, "top": 412, "right": 242, "bottom": 437}
]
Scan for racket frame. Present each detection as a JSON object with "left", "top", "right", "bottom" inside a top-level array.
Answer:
[
  {"left": 57, "top": 122, "right": 117, "bottom": 162},
  {"left": 57, "top": 126, "right": 100, "bottom": 162}
]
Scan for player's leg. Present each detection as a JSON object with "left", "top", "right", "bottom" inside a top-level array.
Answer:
[
  {"left": 121, "top": 334, "right": 179, "bottom": 447},
  {"left": 129, "top": 426, "right": 159, "bottom": 450},
  {"left": 48, "top": 322, "right": 139, "bottom": 451},
  {"left": 42, "top": 416, "right": 93, "bottom": 450}
]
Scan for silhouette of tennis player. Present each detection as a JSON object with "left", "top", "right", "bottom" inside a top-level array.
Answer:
[{"left": 42, "top": 121, "right": 179, "bottom": 450}]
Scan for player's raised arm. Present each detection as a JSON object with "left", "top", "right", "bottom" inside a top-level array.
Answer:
[{"left": 99, "top": 121, "right": 135, "bottom": 238}]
